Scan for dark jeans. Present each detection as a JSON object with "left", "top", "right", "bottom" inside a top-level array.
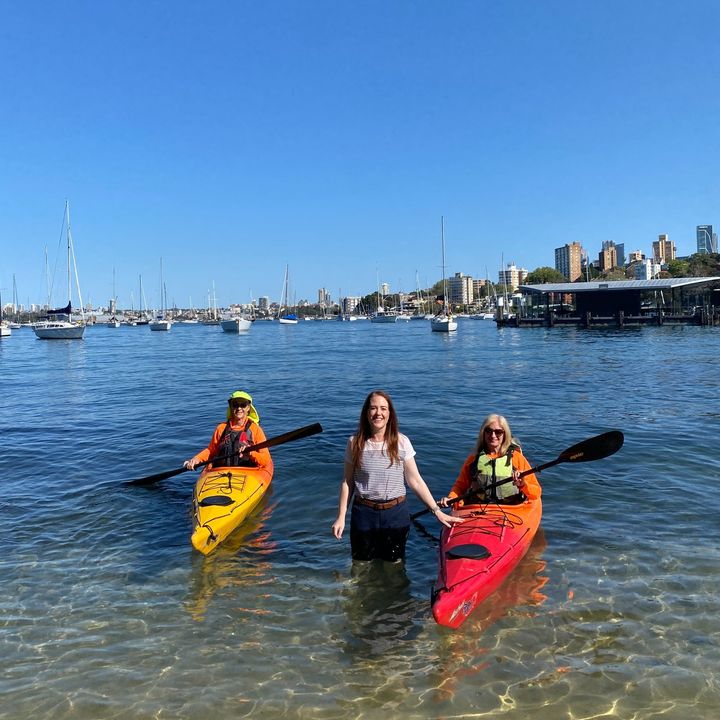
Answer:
[{"left": 350, "top": 500, "right": 410, "bottom": 562}]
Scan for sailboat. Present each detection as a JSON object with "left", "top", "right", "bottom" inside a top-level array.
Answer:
[
  {"left": 107, "top": 267, "right": 120, "bottom": 327},
  {"left": 430, "top": 216, "right": 458, "bottom": 333},
  {"left": 277, "top": 265, "right": 298, "bottom": 324},
  {"left": 8, "top": 275, "right": 22, "bottom": 328},
  {"left": 149, "top": 258, "right": 172, "bottom": 331},
  {"left": 0, "top": 291, "right": 11, "bottom": 337},
  {"left": 370, "top": 273, "right": 397, "bottom": 323},
  {"left": 33, "top": 201, "right": 86, "bottom": 340},
  {"left": 202, "top": 282, "right": 220, "bottom": 325}
]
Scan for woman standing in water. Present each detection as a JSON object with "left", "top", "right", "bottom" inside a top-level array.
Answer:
[{"left": 332, "top": 390, "right": 462, "bottom": 562}]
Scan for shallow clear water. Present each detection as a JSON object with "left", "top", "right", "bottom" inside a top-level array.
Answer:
[{"left": 1, "top": 320, "right": 718, "bottom": 719}]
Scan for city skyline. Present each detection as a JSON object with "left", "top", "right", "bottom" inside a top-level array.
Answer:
[{"left": 2, "top": 3, "right": 720, "bottom": 310}]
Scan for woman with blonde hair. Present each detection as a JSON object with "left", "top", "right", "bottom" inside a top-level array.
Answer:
[{"left": 439, "top": 414, "right": 541, "bottom": 508}]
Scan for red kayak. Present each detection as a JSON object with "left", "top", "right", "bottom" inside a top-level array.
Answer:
[{"left": 432, "top": 498, "right": 542, "bottom": 628}]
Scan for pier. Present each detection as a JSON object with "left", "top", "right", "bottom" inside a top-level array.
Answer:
[{"left": 497, "top": 278, "right": 720, "bottom": 328}]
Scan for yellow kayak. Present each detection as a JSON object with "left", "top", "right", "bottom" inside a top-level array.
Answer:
[{"left": 191, "top": 464, "right": 273, "bottom": 555}]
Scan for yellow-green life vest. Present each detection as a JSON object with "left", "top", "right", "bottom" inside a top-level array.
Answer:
[{"left": 474, "top": 446, "right": 519, "bottom": 501}]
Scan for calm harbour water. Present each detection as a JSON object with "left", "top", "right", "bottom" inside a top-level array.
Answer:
[{"left": 1, "top": 319, "right": 719, "bottom": 719}]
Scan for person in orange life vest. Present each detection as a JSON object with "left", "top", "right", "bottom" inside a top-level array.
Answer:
[
  {"left": 439, "top": 414, "right": 541, "bottom": 508},
  {"left": 183, "top": 391, "right": 273, "bottom": 473}
]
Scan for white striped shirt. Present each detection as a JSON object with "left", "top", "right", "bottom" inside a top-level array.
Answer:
[{"left": 345, "top": 434, "right": 416, "bottom": 501}]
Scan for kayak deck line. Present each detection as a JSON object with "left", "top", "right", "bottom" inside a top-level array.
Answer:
[
  {"left": 441, "top": 525, "right": 534, "bottom": 594},
  {"left": 432, "top": 498, "right": 542, "bottom": 627},
  {"left": 191, "top": 466, "right": 273, "bottom": 555}
]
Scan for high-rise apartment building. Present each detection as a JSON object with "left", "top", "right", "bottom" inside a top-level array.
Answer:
[
  {"left": 447, "top": 272, "right": 474, "bottom": 305},
  {"left": 318, "top": 288, "right": 331, "bottom": 306},
  {"left": 599, "top": 241, "right": 618, "bottom": 272},
  {"left": 342, "top": 296, "right": 361, "bottom": 314},
  {"left": 652, "top": 234, "right": 676, "bottom": 264},
  {"left": 554, "top": 242, "right": 583, "bottom": 281},
  {"left": 615, "top": 243, "right": 625, "bottom": 267},
  {"left": 472, "top": 278, "right": 488, "bottom": 299},
  {"left": 498, "top": 264, "right": 527, "bottom": 292},
  {"left": 697, "top": 225, "right": 717, "bottom": 254}
]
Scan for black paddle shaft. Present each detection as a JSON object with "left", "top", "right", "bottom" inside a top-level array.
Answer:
[
  {"left": 489, "top": 429, "right": 624, "bottom": 491},
  {"left": 128, "top": 422, "right": 323, "bottom": 486},
  {"left": 410, "top": 429, "right": 624, "bottom": 519}
]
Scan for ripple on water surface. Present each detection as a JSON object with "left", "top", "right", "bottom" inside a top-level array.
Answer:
[{"left": 1, "top": 322, "right": 719, "bottom": 718}]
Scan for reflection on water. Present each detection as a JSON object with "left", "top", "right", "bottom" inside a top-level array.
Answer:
[
  {"left": 184, "top": 497, "right": 275, "bottom": 621},
  {"left": 2, "top": 322, "right": 720, "bottom": 719},
  {"left": 429, "top": 530, "right": 550, "bottom": 702},
  {"left": 338, "top": 560, "right": 421, "bottom": 658}
]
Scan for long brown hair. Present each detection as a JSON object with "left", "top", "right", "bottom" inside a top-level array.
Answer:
[{"left": 350, "top": 390, "right": 400, "bottom": 470}]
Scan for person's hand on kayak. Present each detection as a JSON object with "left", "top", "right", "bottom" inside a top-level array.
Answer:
[{"left": 430, "top": 505, "right": 464, "bottom": 527}]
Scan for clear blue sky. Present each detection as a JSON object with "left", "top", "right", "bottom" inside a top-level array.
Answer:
[{"left": 2, "top": 1, "right": 719, "bottom": 310}]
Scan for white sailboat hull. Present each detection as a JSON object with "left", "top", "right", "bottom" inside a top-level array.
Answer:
[
  {"left": 33, "top": 321, "right": 85, "bottom": 339},
  {"left": 371, "top": 313, "right": 397, "bottom": 323},
  {"left": 0, "top": 325, "right": 12, "bottom": 337},
  {"left": 220, "top": 317, "right": 252, "bottom": 333},
  {"left": 149, "top": 320, "right": 172, "bottom": 331},
  {"left": 430, "top": 315, "right": 458, "bottom": 333}
]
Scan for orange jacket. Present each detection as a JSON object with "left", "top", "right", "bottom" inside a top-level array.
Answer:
[
  {"left": 191, "top": 420, "right": 273, "bottom": 472},
  {"left": 448, "top": 448, "right": 541, "bottom": 503}
]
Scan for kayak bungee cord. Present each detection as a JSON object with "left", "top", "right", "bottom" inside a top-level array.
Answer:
[{"left": 436, "top": 501, "right": 527, "bottom": 595}]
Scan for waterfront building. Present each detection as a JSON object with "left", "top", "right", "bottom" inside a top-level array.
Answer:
[
  {"left": 447, "top": 272, "right": 474, "bottom": 305},
  {"left": 627, "top": 249, "right": 644, "bottom": 263},
  {"left": 258, "top": 296, "right": 269, "bottom": 311},
  {"left": 697, "top": 225, "right": 717, "bottom": 254},
  {"left": 342, "top": 296, "right": 361, "bottom": 314},
  {"left": 513, "top": 277, "right": 720, "bottom": 328},
  {"left": 498, "top": 264, "right": 527, "bottom": 293},
  {"left": 380, "top": 282, "right": 390, "bottom": 296},
  {"left": 555, "top": 242, "right": 583, "bottom": 281},
  {"left": 652, "top": 234, "right": 676, "bottom": 264},
  {"left": 472, "top": 278, "right": 488, "bottom": 302}
]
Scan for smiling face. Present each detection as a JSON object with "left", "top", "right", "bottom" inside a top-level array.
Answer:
[
  {"left": 366, "top": 394, "right": 390, "bottom": 439},
  {"left": 483, "top": 421, "right": 505, "bottom": 453},
  {"left": 229, "top": 398, "right": 250, "bottom": 424}
]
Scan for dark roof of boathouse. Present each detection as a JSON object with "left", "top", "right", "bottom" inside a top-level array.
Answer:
[{"left": 519, "top": 277, "right": 720, "bottom": 294}]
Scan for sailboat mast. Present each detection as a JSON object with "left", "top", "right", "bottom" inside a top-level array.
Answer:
[
  {"left": 441, "top": 216, "right": 447, "bottom": 315},
  {"left": 66, "top": 200, "right": 72, "bottom": 306}
]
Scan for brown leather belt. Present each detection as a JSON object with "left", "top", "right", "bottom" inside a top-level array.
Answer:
[{"left": 354, "top": 495, "right": 406, "bottom": 510}]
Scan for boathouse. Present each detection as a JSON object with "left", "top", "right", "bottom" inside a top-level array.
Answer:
[{"left": 501, "top": 277, "right": 720, "bottom": 327}]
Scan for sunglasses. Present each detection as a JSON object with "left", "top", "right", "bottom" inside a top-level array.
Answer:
[
  {"left": 230, "top": 399, "right": 250, "bottom": 409},
  {"left": 485, "top": 428, "right": 504, "bottom": 436}
]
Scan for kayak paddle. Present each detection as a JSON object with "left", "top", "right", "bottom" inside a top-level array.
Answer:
[
  {"left": 127, "top": 422, "right": 323, "bottom": 487},
  {"left": 411, "top": 429, "right": 624, "bottom": 519}
]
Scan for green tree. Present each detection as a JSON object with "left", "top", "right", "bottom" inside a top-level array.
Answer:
[
  {"left": 687, "top": 252, "right": 720, "bottom": 276},
  {"left": 666, "top": 259, "right": 690, "bottom": 277},
  {"left": 598, "top": 267, "right": 627, "bottom": 280},
  {"left": 524, "top": 267, "right": 566, "bottom": 284}
]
